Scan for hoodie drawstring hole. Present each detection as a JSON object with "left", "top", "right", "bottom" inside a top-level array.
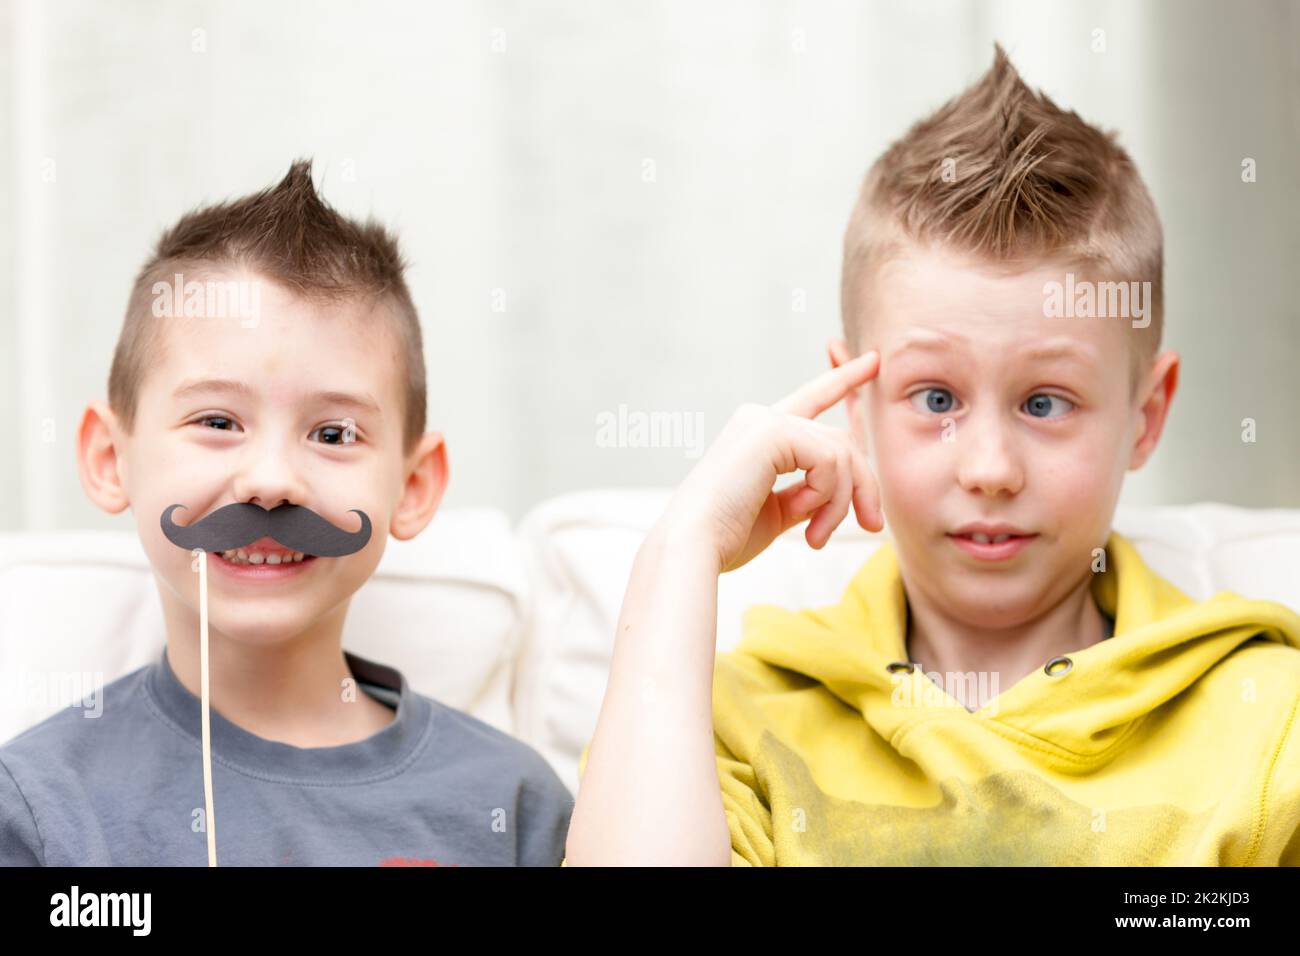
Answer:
[
  {"left": 886, "top": 661, "right": 915, "bottom": 675},
  {"left": 1044, "top": 656, "right": 1073, "bottom": 677}
]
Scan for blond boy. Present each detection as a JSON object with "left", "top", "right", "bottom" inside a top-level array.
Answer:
[{"left": 566, "top": 46, "right": 1300, "bottom": 866}]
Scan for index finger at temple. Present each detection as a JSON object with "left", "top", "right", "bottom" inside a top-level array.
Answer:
[{"left": 772, "top": 350, "right": 880, "bottom": 419}]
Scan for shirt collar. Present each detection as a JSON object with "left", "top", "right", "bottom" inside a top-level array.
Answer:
[{"left": 145, "top": 645, "right": 432, "bottom": 783}]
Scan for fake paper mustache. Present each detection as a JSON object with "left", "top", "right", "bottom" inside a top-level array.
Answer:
[{"left": 160, "top": 503, "right": 372, "bottom": 557}]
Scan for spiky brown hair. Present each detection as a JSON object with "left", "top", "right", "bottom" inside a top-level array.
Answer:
[
  {"left": 840, "top": 43, "right": 1163, "bottom": 392},
  {"left": 109, "top": 159, "right": 426, "bottom": 453}
]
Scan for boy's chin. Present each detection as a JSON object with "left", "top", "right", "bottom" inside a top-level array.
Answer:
[
  {"left": 181, "top": 585, "right": 337, "bottom": 641},
  {"left": 203, "top": 615, "right": 324, "bottom": 647}
]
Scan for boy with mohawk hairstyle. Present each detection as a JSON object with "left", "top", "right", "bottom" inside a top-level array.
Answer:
[
  {"left": 0, "top": 160, "right": 573, "bottom": 866},
  {"left": 565, "top": 45, "right": 1300, "bottom": 865}
]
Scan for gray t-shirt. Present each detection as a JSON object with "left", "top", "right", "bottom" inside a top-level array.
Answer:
[{"left": 0, "top": 647, "right": 573, "bottom": 866}]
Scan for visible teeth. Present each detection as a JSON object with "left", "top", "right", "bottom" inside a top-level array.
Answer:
[
  {"left": 969, "top": 533, "right": 1013, "bottom": 544},
  {"left": 217, "top": 548, "right": 307, "bottom": 565}
]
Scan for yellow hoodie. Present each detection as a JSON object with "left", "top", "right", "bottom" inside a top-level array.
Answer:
[{"left": 710, "top": 530, "right": 1300, "bottom": 865}]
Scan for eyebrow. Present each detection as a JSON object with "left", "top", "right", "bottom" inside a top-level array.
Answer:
[
  {"left": 887, "top": 335, "right": 1097, "bottom": 366},
  {"left": 171, "top": 378, "right": 383, "bottom": 415}
]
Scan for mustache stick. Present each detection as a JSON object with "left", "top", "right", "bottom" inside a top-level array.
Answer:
[
  {"left": 196, "top": 548, "right": 217, "bottom": 867},
  {"left": 161, "top": 503, "right": 372, "bottom": 867}
]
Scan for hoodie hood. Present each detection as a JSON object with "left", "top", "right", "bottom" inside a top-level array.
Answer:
[{"left": 734, "top": 530, "right": 1300, "bottom": 760}]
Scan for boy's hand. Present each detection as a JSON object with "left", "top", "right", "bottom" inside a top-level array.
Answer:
[
  {"left": 661, "top": 349, "right": 883, "bottom": 573},
  {"left": 570, "top": 346, "right": 881, "bottom": 865}
]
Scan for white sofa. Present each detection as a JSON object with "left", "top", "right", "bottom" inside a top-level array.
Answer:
[{"left": 3, "top": 490, "right": 1298, "bottom": 797}]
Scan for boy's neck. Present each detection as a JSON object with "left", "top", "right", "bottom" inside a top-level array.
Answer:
[
  {"left": 159, "top": 597, "right": 396, "bottom": 748},
  {"left": 903, "top": 575, "right": 1109, "bottom": 712}
]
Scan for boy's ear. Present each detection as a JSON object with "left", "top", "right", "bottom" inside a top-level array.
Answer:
[
  {"left": 77, "top": 400, "right": 131, "bottom": 515},
  {"left": 390, "top": 432, "right": 450, "bottom": 541},
  {"left": 1128, "top": 350, "right": 1180, "bottom": 471},
  {"left": 827, "top": 337, "right": 868, "bottom": 443}
]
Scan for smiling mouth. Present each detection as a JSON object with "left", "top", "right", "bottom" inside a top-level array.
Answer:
[{"left": 214, "top": 549, "right": 316, "bottom": 565}]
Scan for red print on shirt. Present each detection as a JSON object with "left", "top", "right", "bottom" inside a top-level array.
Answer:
[{"left": 379, "top": 856, "right": 460, "bottom": 866}]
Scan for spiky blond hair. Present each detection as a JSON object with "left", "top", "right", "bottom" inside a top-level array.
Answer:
[{"left": 841, "top": 43, "right": 1163, "bottom": 392}]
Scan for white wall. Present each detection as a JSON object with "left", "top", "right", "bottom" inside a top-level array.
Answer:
[{"left": 2, "top": 0, "right": 1297, "bottom": 530}]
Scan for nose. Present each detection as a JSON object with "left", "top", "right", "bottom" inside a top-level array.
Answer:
[
  {"left": 230, "top": 430, "right": 309, "bottom": 511},
  {"left": 953, "top": 409, "right": 1025, "bottom": 497}
]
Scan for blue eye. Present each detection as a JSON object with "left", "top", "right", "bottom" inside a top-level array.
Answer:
[
  {"left": 1024, "top": 394, "right": 1074, "bottom": 418},
  {"left": 909, "top": 388, "right": 957, "bottom": 415}
]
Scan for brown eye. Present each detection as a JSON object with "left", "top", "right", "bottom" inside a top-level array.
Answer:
[
  {"left": 311, "top": 423, "right": 357, "bottom": 445},
  {"left": 196, "top": 416, "right": 239, "bottom": 431}
]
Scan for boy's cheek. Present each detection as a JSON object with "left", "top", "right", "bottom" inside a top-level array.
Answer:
[
  {"left": 1044, "top": 458, "right": 1122, "bottom": 516},
  {"left": 873, "top": 417, "right": 948, "bottom": 475},
  {"left": 872, "top": 433, "right": 944, "bottom": 523}
]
